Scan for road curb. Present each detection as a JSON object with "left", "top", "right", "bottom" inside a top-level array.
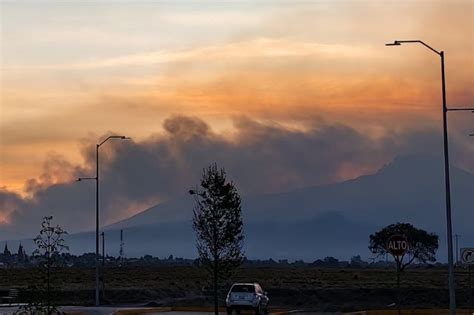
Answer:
[
  {"left": 344, "top": 310, "right": 473, "bottom": 315},
  {"left": 114, "top": 307, "right": 293, "bottom": 315},
  {"left": 114, "top": 307, "right": 172, "bottom": 315}
]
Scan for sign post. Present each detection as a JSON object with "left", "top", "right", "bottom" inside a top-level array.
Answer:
[
  {"left": 386, "top": 235, "right": 409, "bottom": 315},
  {"left": 461, "top": 248, "right": 474, "bottom": 313}
]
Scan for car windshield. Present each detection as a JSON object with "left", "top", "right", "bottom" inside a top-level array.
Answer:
[{"left": 231, "top": 284, "right": 255, "bottom": 293}]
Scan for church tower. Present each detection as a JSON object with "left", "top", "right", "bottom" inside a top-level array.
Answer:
[
  {"left": 3, "top": 243, "right": 11, "bottom": 257},
  {"left": 17, "top": 242, "right": 26, "bottom": 262}
]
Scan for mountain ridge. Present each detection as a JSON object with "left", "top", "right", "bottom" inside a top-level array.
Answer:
[{"left": 2, "top": 155, "right": 473, "bottom": 261}]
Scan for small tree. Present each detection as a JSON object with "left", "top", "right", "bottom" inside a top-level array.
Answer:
[
  {"left": 190, "top": 164, "right": 245, "bottom": 315},
  {"left": 33, "top": 216, "right": 69, "bottom": 314},
  {"left": 369, "top": 222, "right": 438, "bottom": 271}
]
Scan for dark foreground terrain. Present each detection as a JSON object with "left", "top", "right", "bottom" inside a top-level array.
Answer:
[{"left": 0, "top": 266, "right": 472, "bottom": 312}]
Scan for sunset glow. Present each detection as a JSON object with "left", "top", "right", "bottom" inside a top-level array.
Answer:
[{"left": 0, "top": 0, "right": 473, "bottom": 234}]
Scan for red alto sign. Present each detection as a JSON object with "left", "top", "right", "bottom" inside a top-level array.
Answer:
[{"left": 387, "top": 235, "right": 409, "bottom": 257}]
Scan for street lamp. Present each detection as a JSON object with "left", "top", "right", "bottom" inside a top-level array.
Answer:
[
  {"left": 77, "top": 135, "right": 130, "bottom": 306},
  {"left": 386, "top": 39, "right": 474, "bottom": 315},
  {"left": 101, "top": 231, "right": 106, "bottom": 302}
]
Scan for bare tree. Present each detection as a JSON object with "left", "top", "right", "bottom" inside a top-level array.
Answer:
[
  {"left": 190, "top": 164, "right": 245, "bottom": 315},
  {"left": 33, "top": 216, "right": 69, "bottom": 315}
]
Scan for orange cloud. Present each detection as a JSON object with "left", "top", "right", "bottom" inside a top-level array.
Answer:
[{"left": 1, "top": 1, "right": 472, "bottom": 195}]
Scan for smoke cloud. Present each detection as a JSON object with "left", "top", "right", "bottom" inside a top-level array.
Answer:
[{"left": 0, "top": 114, "right": 471, "bottom": 240}]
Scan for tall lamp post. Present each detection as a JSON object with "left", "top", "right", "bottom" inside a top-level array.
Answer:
[
  {"left": 386, "top": 40, "right": 474, "bottom": 315},
  {"left": 77, "top": 135, "right": 130, "bottom": 306},
  {"left": 101, "top": 231, "right": 106, "bottom": 302}
]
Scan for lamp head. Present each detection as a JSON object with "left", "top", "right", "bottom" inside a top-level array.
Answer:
[
  {"left": 108, "top": 135, "right": 130, "bottom": 140},
  {"left": 385, "top": 41, "right": 401, "bottom": 46}
]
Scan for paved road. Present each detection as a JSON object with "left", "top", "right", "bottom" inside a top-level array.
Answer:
[
  {"left": 145, "top": 313, "right": 338, "bottom": 315},
  {"left": 0, "top": 306, "right": 339, "bottom": 315},
  {"left": 0, "top": 306, "right": 132, "bottom": 315}
]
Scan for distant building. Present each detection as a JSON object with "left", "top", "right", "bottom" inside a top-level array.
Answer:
[
  {"left": 0, "top": 243, "right": 12, "bottom": 265},
  {"left": 0, "top": 242, "right": 29, "bottom": 266},
  {"left": 17, "top": 242, "right": 27, "bottom": 263},
  {"left": 3, "top": 243, "right": 11, "bottom": 257}
]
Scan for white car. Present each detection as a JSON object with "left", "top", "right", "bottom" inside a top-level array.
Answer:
[{"left": 225, "top": 282, "right": 269, "bottom": 315}]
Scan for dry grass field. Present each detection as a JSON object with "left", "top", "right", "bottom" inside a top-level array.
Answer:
[{"left": 0, "top": 266, "right": 472, "bottom": 312}]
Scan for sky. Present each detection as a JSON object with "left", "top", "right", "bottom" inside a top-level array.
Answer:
[{"left": 0, "top": 0, "right": 473, "bottom": 238}]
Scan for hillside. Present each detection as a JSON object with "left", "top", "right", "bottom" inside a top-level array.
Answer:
[{"left": 4, "top": 155, "right": 473, "bottom": 260}]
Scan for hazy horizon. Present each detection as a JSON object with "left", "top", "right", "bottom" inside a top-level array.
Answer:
[{"left": 1, "top": 0, "right": 473, "bottom": 244}]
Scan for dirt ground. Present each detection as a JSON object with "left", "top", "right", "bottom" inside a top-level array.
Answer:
[{"left": 0, "top": 266, "right": 472, "bottom": 312}]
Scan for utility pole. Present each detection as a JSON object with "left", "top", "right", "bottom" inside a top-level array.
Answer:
[{"left": 119, "top": 229, "right": 124, "bottom": 265}]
